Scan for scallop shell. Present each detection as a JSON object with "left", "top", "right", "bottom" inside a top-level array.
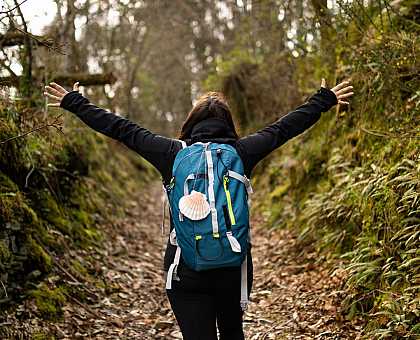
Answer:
[{"left": 179, "top": 190, "right": 210, "bottom": 221}]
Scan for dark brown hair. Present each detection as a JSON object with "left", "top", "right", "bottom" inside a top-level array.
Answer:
[{"left": 179, "top": 91, "right": 239, "bottom": 140}]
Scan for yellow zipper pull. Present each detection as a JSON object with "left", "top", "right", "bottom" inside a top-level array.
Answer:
[{"left": 223, "top": 175, "right": 236, "bottom": 226}]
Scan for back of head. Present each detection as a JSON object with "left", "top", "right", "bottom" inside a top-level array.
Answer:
[{"left": 179, "top": 91, "right": 239, "bottom": 141}]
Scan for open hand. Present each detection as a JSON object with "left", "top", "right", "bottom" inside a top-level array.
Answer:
[
  {"left": 44, "top": 82, "right": 79, "bottom": 107},
  {"left": 321, "top": 78, "right": 353, "bottom": 105}
]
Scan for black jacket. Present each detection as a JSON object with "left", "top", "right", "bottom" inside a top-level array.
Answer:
[{"left": 61, "top": 87, "right": 337, "bottom": 271}]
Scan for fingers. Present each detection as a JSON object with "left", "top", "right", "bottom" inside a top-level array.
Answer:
[
  {"left": 45, "top": 85, "right": 62, "bottom": 97},
  {"left": 338, "top": 100, "right": 350, "bottom": 105},
  {"left": 335, "top": 86, "right": 353, "bottom": 96},
  {"left": 329, "top": 79, "right": 354, "bottom": 106},
  {"left": 43, "top": 81, "right": 79, "bottom": 109},
  {"left": 331, "top": 80, "right": 351, "bottom": 92},
  {"left": 337, "top": 92, "right": 354, "bottom": 99},
  {"left": 49, "top": 82, "right": 67, "bottom": 93},
  {"left": 321, "top": 78, "right": 326, "bottom": 88},
  {"left": 44, "top": 92, "right": 62, "bottom": 101}
]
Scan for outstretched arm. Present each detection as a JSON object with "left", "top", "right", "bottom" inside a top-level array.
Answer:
[
  {"left": 44, "top": 82, "right": 180, "bottom": 180},
  {"left": 237, "top": 80, "right": 354, "bottom": 175}
]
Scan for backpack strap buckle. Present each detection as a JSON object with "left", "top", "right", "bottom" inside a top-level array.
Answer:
[
  {"left": 227, "top": 170, "right": 253, "bottom": 195},
  {"left": 166, "top": 246, "right": 181, "bottom": 290}
]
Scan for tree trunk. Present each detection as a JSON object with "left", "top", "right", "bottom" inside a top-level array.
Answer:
[
  {"left": 64, "top": 0, "right": 79, "bottom": 73},
  {"left": 311, "top": 0, "right": 336, "bottom": 81}
]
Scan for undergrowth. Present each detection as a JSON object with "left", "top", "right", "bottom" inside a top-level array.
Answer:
[
  {"left": 0, "top": 92, "right": 154, "bottom": 325},
  {"left": 260, "top": 16, "right": 419, "bottom": 340}
]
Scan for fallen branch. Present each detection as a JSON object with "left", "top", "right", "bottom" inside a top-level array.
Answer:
[
  {"left": 0, "top": 28, "right": 65, "bottom": 54},
  {"left": 0, "top": 72, "right": 117, "bottom": 87},
  {"left": 0, "top": 280, "right": 7, "bottom": 297},
  {"left": 0, "top": 113, "right": 63, "bottom": 145},
  {"left": 63, "top": 292, "right": 104, "bottom": 320},
  {"left": 0, "top": 30, "right": 62, "bottom": 52},
  {"left": 52, "top": 72, "right": 117, "bottom": 86}
]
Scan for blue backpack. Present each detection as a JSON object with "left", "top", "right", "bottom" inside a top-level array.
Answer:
[{"left": 164, "top": 141, "right": 253, "bottom": 310}]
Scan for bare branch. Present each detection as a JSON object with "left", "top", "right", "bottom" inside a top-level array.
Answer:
[
  {"left": 0, "top": 280, "right": 7, "bottom": 297},
  {"left": 359, "top": 126, "right": 420, "bottom": 139},
  {"left": 0, "top": 58, "right": 18, "bottom": 78},
  {"left": 0, "top": 113, "right": 64, "bottom": 145},
  {"left": 0, "top": 0, "right": 29, "bottom": 15}
]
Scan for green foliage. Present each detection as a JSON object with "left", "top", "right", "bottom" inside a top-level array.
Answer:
[
  {"left": 211, "top": 2, "right": 420, "bottom": 338},
  {"left": 0, "top": 94, "right": 153, "bottom": 312}
]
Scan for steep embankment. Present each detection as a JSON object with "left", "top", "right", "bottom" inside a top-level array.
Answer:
[
  {"left": 0, "top": 95, "right": 154, "bottom": 336},
  {"left": 256, "top": 26, "right": 419, "bottom": 339}
]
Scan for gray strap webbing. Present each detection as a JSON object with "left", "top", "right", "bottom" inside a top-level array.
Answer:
[
  {"left": 240, "top": 255, "right": 249, "bottom": 311},
  {"left": 227, "top": 170, "right": 253, "bottom": 195},
  {"left": 179, "top": 174, "right": 196, "bottom": 221},
  {"left": 225, "top": 169, "right": 251, "bottom": 309},
  {"left": 184, "top": 174, "right": 195, "bottom": 196},
  {"left": 166, "top": 246, "right": 181, "bottom": 290},
  {"left": 205, "top": 149, "right": 219, "bottom": 236},
  {"left": 161, "top": 185, "right": 168, "bottom": 237}
]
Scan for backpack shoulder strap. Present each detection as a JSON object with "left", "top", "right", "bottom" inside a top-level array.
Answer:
[{"left": 174, "top": 139, "right": 187, "bottom": 149}]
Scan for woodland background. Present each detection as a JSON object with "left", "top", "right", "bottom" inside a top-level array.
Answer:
[{"left": 0, "top": 0, "right": 419, "bottom": 339}]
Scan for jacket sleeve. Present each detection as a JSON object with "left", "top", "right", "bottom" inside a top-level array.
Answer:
[
  {"left": 237, "top": 87, "right": 337, "bottom": 175},
  {"left": 60, "top": 91, "right": 181, "bottom": 180}
]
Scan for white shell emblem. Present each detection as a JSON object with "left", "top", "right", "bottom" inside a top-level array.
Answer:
[{"left": 179, "top": 190, "right": 211, "bottom": 221}]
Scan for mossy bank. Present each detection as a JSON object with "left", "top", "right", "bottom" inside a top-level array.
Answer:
[{"left": 0, "top": 95, "right": 154, "bottom": 326}]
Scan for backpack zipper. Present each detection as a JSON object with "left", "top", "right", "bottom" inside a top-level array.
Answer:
[{"left": 223, "top": 176, "right": 236, "bottom": 226}]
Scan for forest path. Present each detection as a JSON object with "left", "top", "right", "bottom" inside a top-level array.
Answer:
[{"left": 17, "top": 181, "right": 359, "bottom": 339}]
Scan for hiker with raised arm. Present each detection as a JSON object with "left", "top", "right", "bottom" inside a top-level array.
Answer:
[{"left": 44, "top": 79, "right": 353, "bottom": 340}]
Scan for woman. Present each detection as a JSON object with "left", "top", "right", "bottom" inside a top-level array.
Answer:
[{"left": 44, "top": 79, "right": 353, "bottom": 339}]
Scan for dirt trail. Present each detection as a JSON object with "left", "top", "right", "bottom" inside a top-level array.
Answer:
[{"left": 3, "top": 181, "right": 361, "bottom": 339}]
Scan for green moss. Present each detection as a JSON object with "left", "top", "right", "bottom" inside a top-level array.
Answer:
[
  {"left": 19, "top": 201, "right": 40, "bottom": 226},
  {"left": 30, "top": 283, "right": 66, "bottom": 321},
  {"left": 0, "top": 240, "right": 10, "bottom": 264},
  {"left": 33, "top": 189, "right": 71, "bottom": 235},
  {"left": 269, "top": 182, "right": 290, "bottom": 200},
  {"left": 27, "top": 236, "right": 52, "bottom": 273},
  {"left": 70, "top": 258, "right": 88, "bottom": 277},
  {"left": 72, "top": 210, "right": 91, "bottom": 226},
  {"left": 0, "top": 196, "right": 16, "bottom": 223},
  {"left": 0, "top": 172, "right": 18, "bottom": 192}
]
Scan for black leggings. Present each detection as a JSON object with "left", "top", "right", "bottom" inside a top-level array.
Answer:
[{"left": 166, "top": 261, "right": 253, "bottom": 340}]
